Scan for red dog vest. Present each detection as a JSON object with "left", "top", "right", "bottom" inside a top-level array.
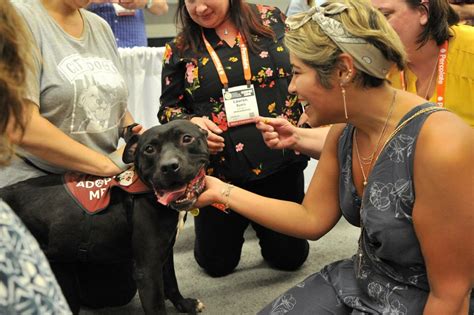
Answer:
[{"left": 63, "top": 169, "right": 151, "bottom": 214}]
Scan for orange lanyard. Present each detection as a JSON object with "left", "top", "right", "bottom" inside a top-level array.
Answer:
[
  {"left": 400, "top": 40, "right": 449, "bottom": 107},
  {"left": 202, "top": 31, "right": 252, "bottom": 89}
]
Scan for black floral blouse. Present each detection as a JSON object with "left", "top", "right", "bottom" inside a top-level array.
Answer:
[{"left": 159, "top": 4, "right": 307, "bottom": 184}]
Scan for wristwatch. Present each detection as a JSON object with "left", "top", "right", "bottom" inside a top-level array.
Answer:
[{"left": 146, "top": 0, "right": 153, "bottom": 8}]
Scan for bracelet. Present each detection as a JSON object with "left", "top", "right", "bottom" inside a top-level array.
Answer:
[
  {"left": 221, "top": 184, "right": 234, "bottom": 210},
  {"left": 146, "top": 0, "right": 153, "bottom": 9}
]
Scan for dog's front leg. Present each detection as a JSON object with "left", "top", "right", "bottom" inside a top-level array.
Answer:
[
  {"left": 164, "top": 247, "right": 204, "bottom": 314},
  {"left": 131, "top": 196, "right": 178, "bottom": 314}
]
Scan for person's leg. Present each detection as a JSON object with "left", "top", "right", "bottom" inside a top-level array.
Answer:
[
  {"left": 77, "top": 261, "right": 137, "bottom": 308},
  {"left": 258, "top": 271, "right": 352, "bottom": 314},
  {"left": 194, "top": 205, "right": 249, "bottom": 277},
  {"left": 250, "top": 164, "right": 310, "bottom": 270}
]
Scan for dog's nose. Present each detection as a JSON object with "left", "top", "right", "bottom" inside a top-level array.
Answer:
[{"left": 160, "top": 158, "right": 180, "bottom": 174}]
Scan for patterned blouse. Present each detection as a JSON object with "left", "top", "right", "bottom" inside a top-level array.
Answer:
[{"left": 159, "top": 4, "right": 307, "bottom": 184}]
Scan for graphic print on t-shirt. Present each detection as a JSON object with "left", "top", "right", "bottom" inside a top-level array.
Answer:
[{"left": 58, "top": 53, "right": 126, "bottom": 134}]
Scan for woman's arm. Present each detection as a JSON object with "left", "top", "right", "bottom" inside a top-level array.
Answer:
[
  {"left": 196, "top": 124, "right": 344, "bottom": 240},
  {"left": 413, "top": 112, "right": 474, "bottom": 314},
  {"left": 159, "top": 43, "right": 224, "bottom": 154},
  {"left": 146, "top": 0, "right": 168, "bottom": 16},
  {"left": 14, "top": 101, "right": 123, "bottom": 176},
  {"left": 158, "top": 43, "right": 194, "bottom": 124},
  {"left": 256, "top": 117, "right": 331, "bottom": 159}
]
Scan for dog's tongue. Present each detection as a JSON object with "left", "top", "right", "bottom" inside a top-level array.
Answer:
[
  {"left": 155, "top": 186, "right": 187, "bottom": 206},
  {"left": 154, "top": 168, "right": 206, "bottom": 206}
]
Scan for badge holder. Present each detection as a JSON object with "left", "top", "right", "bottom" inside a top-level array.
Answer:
[{"left": 222, "top": 80, "right": 259, "bottom": 127}]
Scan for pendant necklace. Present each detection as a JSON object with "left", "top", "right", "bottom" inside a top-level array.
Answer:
[
  {"left": 224, "top": 28, "right": 229, "bottom": 35},
  {"left": 422, "top": 57, "right": 438, "bottom": 100},
  {"left": 353, "top": 89, "right": 397, "bottom": 186},
  {"left": 354, "top": 89, "right": 397, "bottom": 277}
]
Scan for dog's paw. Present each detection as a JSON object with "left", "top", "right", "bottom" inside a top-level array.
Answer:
[{"left": 174, "top": 298, "right": 205, "bottom": 314}]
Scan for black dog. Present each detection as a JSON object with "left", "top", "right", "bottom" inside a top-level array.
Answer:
[{"left": 0, "top": 120, "right": 208, "bottom": 314}]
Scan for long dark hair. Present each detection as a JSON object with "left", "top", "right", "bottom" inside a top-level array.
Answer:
[
  {"left": 175, "top": 0, "right": 275, "bottom": 54},
  {"left": 0, "top": 1, "right": 31, "bottom": 165},
  {"left": 406, "top": 0, "right": 460, "bottom": 47}
]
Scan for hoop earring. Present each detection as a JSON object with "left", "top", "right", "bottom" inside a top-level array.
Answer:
[{"left": 340, "top": 84, "right": 348, "bottom": 120}]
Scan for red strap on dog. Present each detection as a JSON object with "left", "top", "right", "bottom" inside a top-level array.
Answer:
[{"left": 63, "top": 169, "right": 151, "bottom": 214}]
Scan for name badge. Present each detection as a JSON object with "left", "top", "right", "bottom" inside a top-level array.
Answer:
[{"left": 223, "top": 85, "right": 259, "bottom": 127}]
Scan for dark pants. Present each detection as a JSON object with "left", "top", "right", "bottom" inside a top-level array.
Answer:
[{"left": 194, "top": 164, "right": 310, "bottom": 277}]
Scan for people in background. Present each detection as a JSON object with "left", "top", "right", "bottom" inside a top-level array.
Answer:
[
  {"left": 195, "top": 0, "right": 474, "bottom": 313},
  {"left": 372, "top": 0, "right": 474, "bottom": 126},
  {"left": 159, "top": 0, "right": 310, "bottom": 277},
  {"left": 0, "top": 1, "right": 71, "bottom": 313},
  {"left": 449, "top": 0, "right": 474, "bottom": 25},
  {"left": 88, "top": 0, "right": 168, "bottom": 48},
  {"left": 3, "top": 0, "right": 142, "bottom": 312}
]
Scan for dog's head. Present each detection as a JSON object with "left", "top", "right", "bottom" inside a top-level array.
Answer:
[{"left": 123, "top": 120, "right": 209, "bottom": 211}]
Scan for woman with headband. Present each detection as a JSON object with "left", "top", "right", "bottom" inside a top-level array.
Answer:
[{"left": 195, "top": 0, "right": 474, "bottom": 313}]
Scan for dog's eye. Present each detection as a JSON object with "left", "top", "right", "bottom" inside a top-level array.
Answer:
[
  {"left": 144, "top": 145, "right": 155, "bottom": 154},
  {"left": 182, "top": 134, "right": 194, "bottom": 144}
]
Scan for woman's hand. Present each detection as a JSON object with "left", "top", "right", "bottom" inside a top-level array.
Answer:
[
  {"left": 256, "top": 117, "right": 299, "bottom": 151},
  {"left": 194, "top": 176, "right": 226, "bottom": 208},
  {"left": 190, "top": 117, "right": 225, "bottom": 154},
  {"left": 116, "top": 0, "right": 147, "bottom": 10}
]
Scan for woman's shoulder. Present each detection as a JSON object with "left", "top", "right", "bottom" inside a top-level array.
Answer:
[
  {"left": 450, "top": 24, "right": 474, "bottom": 53},
  {"left": 13, "top": 0, "right": 36, "bottom": 15},
  {"left": 250, "top": 3, "right": 285, "bottom": 26},
  {"left": 13, "top": 0, "right": 43, "bottom": 29},
  {"left": 81, "top": 8, "right": 113, "bottom": 31}
]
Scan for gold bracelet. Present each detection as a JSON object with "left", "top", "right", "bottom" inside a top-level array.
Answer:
[{"left": 221, "top": 184, "right": 234, "bottom": 210}]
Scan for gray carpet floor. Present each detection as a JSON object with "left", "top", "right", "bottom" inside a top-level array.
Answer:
[
  {"left": 80, "top": 216, "right": 359, "bottom": 315},
  {"left": 80, "top": 161, "right": 360, "bottom": 315}
]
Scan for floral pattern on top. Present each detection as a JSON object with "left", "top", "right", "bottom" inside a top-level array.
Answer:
[{"left": 159, "top": 4, "right": 307, "bottom": 183}]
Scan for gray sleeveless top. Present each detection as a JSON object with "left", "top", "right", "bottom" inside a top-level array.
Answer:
[
  {"left": 334, "top": 104, "right": 446, "bottom": 312},
  {"left": 257, "top": 104, "right": 473, "bottom": 314}
]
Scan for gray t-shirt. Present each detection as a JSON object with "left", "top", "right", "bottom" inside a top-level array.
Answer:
[{"left": 1, "top": 0, "right": 129, "bottom": 187}]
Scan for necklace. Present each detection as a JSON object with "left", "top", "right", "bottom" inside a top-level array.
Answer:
[
  {"left": 224, "top": 28, "right": 229, "bottom": 35},
  {"left": 355, "top": 89, "right": 396, "bottom": 277},
  {"left": 356, "top": 105, "right": 445, "bottom": 278},
  {"left": 353, "top": 89, "right": 397, "bottom": 186},
  {"left": 422, "top": 57, "right": 438, "bottom": 100}
]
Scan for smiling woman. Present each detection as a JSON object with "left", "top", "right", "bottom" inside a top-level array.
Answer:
[
  {"left": 194, "top": 0, "right": 474, "bottom": 313},
  {"left": 159, "top": 0, "right": 311, "bottom": 278}
]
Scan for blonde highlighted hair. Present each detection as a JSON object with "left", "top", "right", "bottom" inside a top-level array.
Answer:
[{"left": 285, "top": 0, "right": 406, "bottom": 89}]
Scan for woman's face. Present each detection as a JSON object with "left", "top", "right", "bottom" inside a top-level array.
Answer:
[
  {"left": 184, "top": 0, "right": 230, "bottom": 29},
  {"left": 371, "top": 0, "right": 427, "bottom": 53},
  {"left": 288, "top": 54, "right": 339, "bottom": 126}
]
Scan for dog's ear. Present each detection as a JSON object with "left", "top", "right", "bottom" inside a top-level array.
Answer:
[
  {"left": 122, "top": 123, "right": 140, "bottom": 143},
  {"left": 122, "top": 134, "right": 140, "bottom": 164}
]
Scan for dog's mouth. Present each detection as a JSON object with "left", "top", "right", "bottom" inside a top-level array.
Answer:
[{"left": 153, "top": 167, "right": 206, "bottom": 211}]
